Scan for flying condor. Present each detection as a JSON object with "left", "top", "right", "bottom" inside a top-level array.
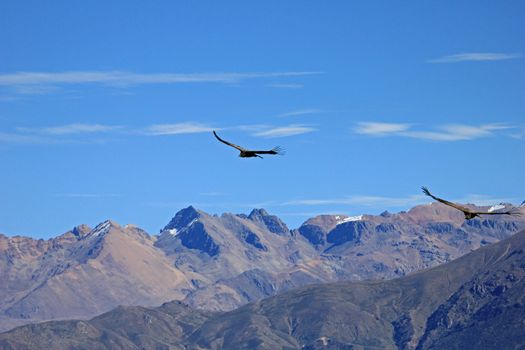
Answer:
[
  {"left": 421, "top": 186, "right": 521, "bottom": 220},
  {"left": 213, "top": 131, "right": 285, "bottom": 158}
]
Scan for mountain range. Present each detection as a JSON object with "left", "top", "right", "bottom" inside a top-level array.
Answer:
[
  {"left": 1, "top": 202, "right": 524, "bottom": 333},
  {"left": 1, "top": 226, "right": 524, "bottom": 349}
]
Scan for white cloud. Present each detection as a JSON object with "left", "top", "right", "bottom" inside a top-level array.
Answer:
[
  {"left": 144, "top": 122, "right": 216, "bottom": 135},
  {"left": 354, "top": 122, "right": 412, "bottom": 135},
  {"left": 0, "top": 71, "right": 321, "bottom": 88},
  {"left": 14, "top": 85, "right": 60, "bottom": 95},
  {"left": 406, "top": 124, "right": 511, "bottom": 141},
  {"left": 253, "top": 124, "right": 316, "bottom": 138},
  {"left": 509, "top": 128, "right": 525, "bottom": 139},
  {"left": 403, "top": 124, "right": 510, "bottom": 141},
  {"left": 199, "top": 192, "right": 226, "bottom": 197},
  {"left": 0, "top": 95, "right": 19, "bottom": 102},
  {"left": 274, "top": 211, "right": 335, "bottom": 218},
  {"left": 428, "top": 53, "right": 520, "bottom": 63},
  {"left": 234, "top": 124, "right": 273, "bottom": 132},
  {"left": 3, "top": 121, "right": 219, "bottom": 144},
  {"left": 267, "top": 83, "right": 304, "bottom": 89},
  {"left": 19, "top": 123, "right": 122, "bottom": 135},
  {"left": 53, "top": 193, "right": 121, "bottom": 198},
  {"left": 453, "top": 194, "right": 519, "bottom": 206},
  {"left": 0, "top": 132, "right": 53, "bottom": 144},
  {"left": 281, "top": 193, "right": 520, "bottom": 208},
  {"left": 279, "top": 109, "right": 322, "bottom": 117},
  {"left": 354, "top": 122, "right": 513, "bottom": 141},
  {"left": 282, "top": 194, "right": 427, "bottom": 207}
]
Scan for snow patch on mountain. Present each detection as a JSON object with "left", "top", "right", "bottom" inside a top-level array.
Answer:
[
  {"left": 488, "top": 204, "right": 506, "bottom": 212},
  {"left": 89, "top": 221, "right": 112, "bottom": 237},
  {"left": 186, "top": 218, "right": 198, "bottom": 228},
  {"left": 337, "top": 215, "right": 363, "bottom": 224},
  {"left": 162, "top": 218, "right": 198, "bottom": 236}
]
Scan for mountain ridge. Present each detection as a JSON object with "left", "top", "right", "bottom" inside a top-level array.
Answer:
[
  {"left": 1, "top": 202, "right": 524, "bottom": 332},
  {"left": 2, "top": 228, "right": 524, "bottom": 349}
]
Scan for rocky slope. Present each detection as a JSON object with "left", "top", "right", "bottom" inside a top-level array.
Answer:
[
  {"left": 0, "top": 222, "right": 195, "bottom": 331},
  {"left": 2, "top": 229, "right": 524, "bottom": 349},
  {"left": 181, "top": 203, "right": 525, "bottom": 312},
  {"left": 0, "top": 202, "right": 524, "bottom": 332}
]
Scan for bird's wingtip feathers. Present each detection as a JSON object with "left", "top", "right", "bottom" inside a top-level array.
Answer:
[
  {"left": 509, "top": 209, "right": 523, "bottom": 216},
  {"left": 272, "top": 146, "right": 286, "bottom": 155}
]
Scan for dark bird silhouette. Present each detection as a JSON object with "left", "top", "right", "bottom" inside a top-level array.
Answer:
[
  {"left": 213, "top": 131, "right": 285, "bottom": 158},
  {"left": 422, "top": 186, "right": 521, "bottom": 220}
]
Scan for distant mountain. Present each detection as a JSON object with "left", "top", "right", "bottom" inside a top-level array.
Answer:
[
  {"left": 0, "top": 221, "right": 193, "bottom": 332},
  {"left": 1, "top": 203, "right": 524, "bottom": 332},
  {"left": 2, "top": 229, "right": 524, "bottom": 349},
  {"left": 182, "top": 203, "right": 525, "bottom": 312},
  {"left": 189, "top": 228, "right": 525, "bottom": 350}
]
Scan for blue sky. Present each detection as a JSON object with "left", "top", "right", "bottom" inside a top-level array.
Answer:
[{"left": 1, "top": 1, "right": 524, "bottom": 238}]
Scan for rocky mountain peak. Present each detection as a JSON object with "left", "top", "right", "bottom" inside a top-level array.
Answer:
[
  {"left": 248, "top": 208, "right": 270, "bottom": 219},
  {"left": 380, "top": 210, "right": 392, "bottom": 217},
  {"left": 71, "top": 224, "right": 92, "bottom": 238},
  {"left": 162, "top": 206, "right": 202, "bottom": 233},
  {"left": 297, "top": 215, "right": 339, "bottom": 246},
  {"left": 87, "top": 220, "right": 120, "bottom": 237},
  {"left": 156, "top": 206, "right": 220, "bottom": 256},
  {"left": 248, "top": 208, "right": 289, "bottom": 236}
]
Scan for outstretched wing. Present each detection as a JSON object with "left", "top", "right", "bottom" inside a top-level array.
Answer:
[
  {"left": 213, "top": 131, "right": 247, "bottom": 152},
  {"left": 253, "top": 146, "right": 285, "bottom": 156},
  {"left": 421, "top": 186, "right": 473, "bottom": 213},
  {"left": 472, "top": 208, "right": 522, "bottom": 216}
]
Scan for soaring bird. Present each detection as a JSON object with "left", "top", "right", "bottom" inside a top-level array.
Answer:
[
  {"left": 213, "top": 131, "right": 285, "bottom": 158},
  {"left": 421, "top": 186, "right": 521, "bottom": 220}
]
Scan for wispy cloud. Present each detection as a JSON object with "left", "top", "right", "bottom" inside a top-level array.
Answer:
[
  {"left": 428, "top": 52, "right": 520, "bottom": 63},
  {"left": 199, "top": 192, "right": 226, "bottom": 197},
  {"left": 509, "top": 128, "right": 525, "bottom": 139},
  {"left": 267, "top": 83, "right": 304, "bottom": 89},
  {"left": 275, "top": 211, "right": 336, "bottom": 217},
  {"left": 14, "top": 85, "right": 60, "bottom": 95},
  {"left": 235, "top": 124, "right": 273, "bottom": 132},
  {"left": 354, "top": 122, "right": 513, "bottom": 141},
  {"left": 354, "top": 122, "right": 411, "bottom": 135},
  {"left": 281, "top": 194, "right": 427, "bottom": 207},
  {"left": 453, "top": 194, "right": 519, "bottom": 206},
  {"left": 53, "top": 193, "right": 121, "bottom": 198},
  {"left": 0, "top": 71, "right": 321, "bottom": 89},
  {"left": 403, "top": 124, "right": 511, "bottom": 141},
  {"left": 281, "top": 193, "right": 519, "bottom": 208},
  {"left": 253, "top": 124, "right": 316, "bottom": 138},
  {"left": 279, "top": 109, "right": 322, "bottom": 118},
  {"left": 19, "top": 123, "right": 122, "bottom": 135},
  {"left": 144, "top": 122, "right": 216, "bottom": 135},
  {"left": 0, "top": 132, "right": 54, "bottom": 144}
]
